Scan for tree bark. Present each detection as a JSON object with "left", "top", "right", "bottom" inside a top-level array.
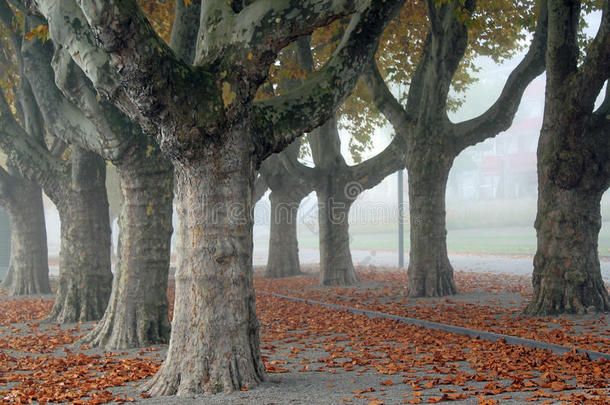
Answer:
[
  {"left": 47, "top": 148, "right": 112, "bottom": 323},
  {"left": 81, "top": 155, "right": 173, "bottom": 348},
  {"left": 0, "top": 180, "right": 50, "bottom": 296},
  {"left": 406, "top": 156, "right": 457, "bottom": 297},
  {"left": 317, "top": 180, "right": 359, "bottom": 286},
  {"left": 524, "top": 0, "right": 610, "bottom": 315},
  {"left": 142, "top": 128, "right": 265, "bottom": 395},
  {"left": 265, "top": 191, "right": 302, "bottom": 278},
  {"left": 526, "top": 185, "right": 609, "bottom": 315}
]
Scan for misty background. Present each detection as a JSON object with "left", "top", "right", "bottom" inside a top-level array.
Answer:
[{"left": 31, "top": 14, "right": 610, "bottom": 272}]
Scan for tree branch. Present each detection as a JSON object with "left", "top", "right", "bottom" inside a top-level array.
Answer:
[
  {"left": 19, "top": 32, "right": 111, "bottom": 158},
  {"left": 425, "top": 0, "right": 441, "bottom": 34},
  {"left": 251, "top": 0, "right": 405, "bottom": 161},
  {"left": 50, "top": 46, "right": 138, "bottom": 162},
  {"left": 571, "top": 0, "right": 610, "bottom": 110},
  {"left": 347, "top": 134, "right": 405, "bottom": 190},
  {"left": 170, "top": 0, "right": 201, "bottom": 64},
  {"left": 361, "top": 59, "right": 412, "bottom": 133},
  {"left": 277, "top": 150, "right": 317, "bottom": 186},
  {"left": 35, "top": 0, "right": 196, "bottom": 136},
  {"left": 453, "top": 0, "right": 548, "bottom": 149},
  {"left": 222, "top": 0, "right": 358, "bottom": 58},
  {"left": 0, "top": 0, "right": 22, "bottom": 66},
  {"left": 0, "top": 89, "right": 68, "bottom": 199},
  {"left": 260, "top": 140, "right": 314, "bottom": 197}
]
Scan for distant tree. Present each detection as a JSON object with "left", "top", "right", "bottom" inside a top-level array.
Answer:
[
  {"left": 363, "top": 0, "right": 547, "bottom": 296},
  {"left": 37, "top": 0, "right": 404, "bottom": 394},
  {"left": 0, "top": 169, "right": 50, "bottom": 296},
  {"left": 259, "top": 140, "right": 312, "bottom": 278},
  {"left": 526, "top": 0, "right": 609, "bottom": 315},
  {"left": 0, "top": 3, "right": 112, "bottom": 323},
  {"left": 0, "top": 10, "right": 50, "bottom": 296},
  {"left": 0, "top": 90, "right": 111, "bottom": 321},
  {"left": 267, "top": 35, "right": 405, "bottom": 285}
]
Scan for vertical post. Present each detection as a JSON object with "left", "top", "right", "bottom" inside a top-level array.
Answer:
[{"left": 398, "top": 169, "right": 404, "bottom": 268}]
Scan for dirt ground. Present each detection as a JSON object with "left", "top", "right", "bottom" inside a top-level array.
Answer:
[{"left": 1, "top": 267, "right": 609, "bottom": 404}]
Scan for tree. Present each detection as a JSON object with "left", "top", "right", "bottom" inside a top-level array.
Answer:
[
  {"left": 259, "top": 141, "right": 312, "bottom": 278},
  {"left": 0, "top": 89, "right": 112, "bottom": 321},
  {"left": 0, "top": 5, "right": 111, "bottom": 317},
  {"left": 0, "top": 7, "right": 50, "bottom": 296},
  {"left": 0, "top": 0, "right": 177, "bottom": 346},
  {"left": 271, "top": 36, "right": 405, "bottom": 286},
  {"left": 525, "top": 0, "right": 610, "bottom": 315},
  {"left": 37, "top": 0, "right": 405, "bottom": 394},
  {"left": 0, "top": 168, "right": 50, "bottom": 296},
  {"left": 362, "top": 0, "right": 548, "bottom": 296}
]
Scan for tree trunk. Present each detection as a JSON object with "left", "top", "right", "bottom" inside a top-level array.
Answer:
[
  {"left": 47, "top": 149, "right": 112, "bottom": 323},
  {"left": 0, "top": 181, "right": 50, "bottom": 296},
  {"left": 526, "top": 186, "right": 609, "bottom": 315},
  {"left": 81, "top": 156, "right": 173, "bottom": 348},
  {"left": 265, "top": 191, "right": 303, "bottom": 278},
  {"left": 406, "top": 159, "right": 457, "bottom": 297},
  {"left": 143, "top": 130, "right": 265, "bottom": 395},
  {"left": 317, "top": 180, "right": 359, "bottom": 286}
]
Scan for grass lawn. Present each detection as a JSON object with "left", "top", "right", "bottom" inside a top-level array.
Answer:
[{"left": 254, "top": 222, "right": 610, "bottom": 256}]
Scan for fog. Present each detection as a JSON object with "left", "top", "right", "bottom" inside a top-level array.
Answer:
[{"left": 21, "top": 13, "right": 609, "bottom": 279}]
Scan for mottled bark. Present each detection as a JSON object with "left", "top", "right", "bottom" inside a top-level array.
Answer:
[
  {"left": 38, "top": 0, "right": 404, "bottom": 395},
  {"left": 266, "top": 191, "right": 302, "bottom": 278},
  {"left": 406, "top": 155, "right": 457, "bottom": 297},
  {"left": 260, "top": 142, "right": 310, "bottom": 279},
  {"left": 142, "top": 128, "right": 264, "bottom": 395},
  {"left": 527, "top": 186, "right": 609, "bottom": 315},
  {"left": 317, "top": 184, "right": 359, "bottom": 286},
  {"left": 81, "top": 152, "right": 173, "bottom": 348},
  {"left": 361, "top": 1, "right": 547, "bottom": 297},
  {"left": 47, "top": 148, "right": 112, "bottom": 323},
  {"left": 525, "top": 0, "right": 609, "bottom": 315},
  {"left": 0, "top": 179, "right": 50, "bottom": 296}
]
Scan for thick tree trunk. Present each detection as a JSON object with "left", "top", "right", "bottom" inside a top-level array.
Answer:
[
  {"left": 47, "top": 149, "right": 112, "bottom": 323},
  {"left": 406, "top": 159, "right": 457, "bottom": 297},
  {"left": 265, "top": 191, "right": 302, "bottom": 278},
  {"left": 143, "top": 131, "right": 265, "bottom": 395},
  {"left": 526, "top": 187, "right": 609, "bottom": 315},
  {"left": 81, "top": 157, "right": 173, "bottom": 348},
  {"left": 317, "top": 182, "right": 359, "bottom": 286},
  {"left": 0, "top": 181, "right": 50, "bottom": 296}
]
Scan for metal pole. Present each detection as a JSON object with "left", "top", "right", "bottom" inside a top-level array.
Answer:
[{"left": 398, "top": 169, "right": 404, "bottom": 268}]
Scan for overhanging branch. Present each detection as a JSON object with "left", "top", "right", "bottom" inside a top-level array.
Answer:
[
  {"left": 361, "top": 59, "right": 412, "bottom": 134},
  {"left": 452, "top": 0, "right": 548, "bottom": 149},
  {"left": 251, "top": 0, "right": 405, "bottom": 161}
]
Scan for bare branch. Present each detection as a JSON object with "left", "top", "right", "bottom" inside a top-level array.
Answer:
[
  {"left": 348, "top": 134, "right": 405, "bottom": 190},
  {"left": 251, "top": 0, "right": 405, "bottom": 161},
  {"left": 232, "top": 0, "right": 355, "bottom": 55},
  {"left": 35, "top": 0, "right": 193, "bottom": 136},
  {"left": 453, "top": 0, "right": 548, "bottom": 149},
  {"left": 572, "top": 0, "right": 610, "bottom": 110},
  {"left": 425, "top": 0, "right": 441, "bottom": 34},
  {"left": 170, "top": 0, "right": 201, "bottom": 64},
  {"left": 361, "top": 59, "right": 412, "bottom": 133},
  {"left": 0, "top": 0, "right": 22, "bottom": 65},
  {"left": 0, "top": 89, "right": 68, "bottom": 199},
  {"left": 19, "top": 34, "right": 111, "bottom": 157}
]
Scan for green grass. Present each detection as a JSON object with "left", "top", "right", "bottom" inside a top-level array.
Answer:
[{"left": 255, "top": 223, "right": 610, "bottom": 256}]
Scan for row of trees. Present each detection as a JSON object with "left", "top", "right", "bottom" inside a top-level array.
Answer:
[{"left": 0, "top": 0, "right": 607, "bottom": 396}]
